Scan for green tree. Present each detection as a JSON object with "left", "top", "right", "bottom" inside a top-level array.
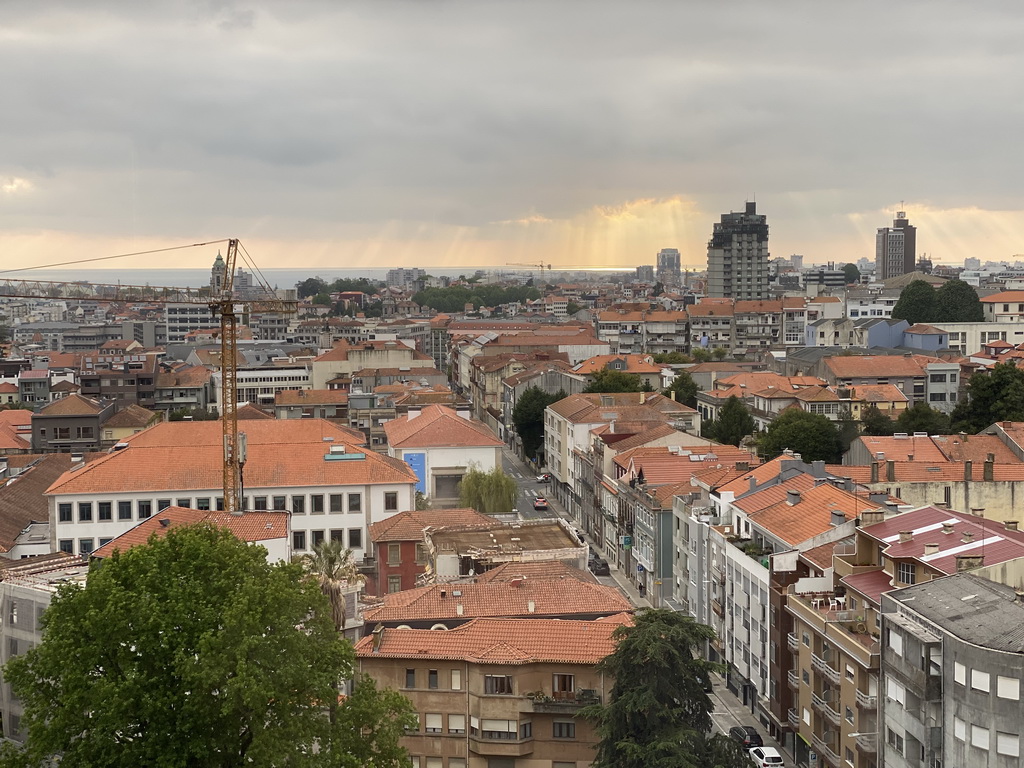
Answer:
[
  {"left": 297, "top": 276, "right": 329, "bottom": 298},
  {"left": 759, "top": 409, "right": 843, "bottom": 463},
  {"left": 324, "top": 675, "right": 417, "bottom": 768},
  {"left": 711, "top": 347, "right": 728, "bottom": 360},
  {"left": 653, "top": 352, "right": 691, "bottom": 364},
  {"left": 702, "top": 396, "right": 755, "bottom": 447},
  {"left": 691, "top": 348, "right": 712, "bottom": 363},
  {"left": 313, "top": 292, "right": 333, "bottom": 306},
  {"left": 891, "top": 280, "right": 937, "bottom": 324},
  {"left": 566, "top": 301, "right": 583, "bottom": 315},
  {"left": 583, "top": 368, "right": 645, "bottom": 393},
  {"left": 512, "top": 386, "right": 566, "bottom": 459},
  {"left": 952, "top": 361, "right": 1024, "bottom": 432},
  {"left": 458, "top": 465, "right": 518, "bottom": 516},
  {"left": 843, "top": 263, "right": 861, "bottom": 284},
  {"left": 168, "top": 407, "right": 218, "bottom": 421},
  {"left": 860, "top": 404, "right": 895, "bottom": 436},
  {"left": 303, "top": 538, "right": 364, "bottom": 632},
  {"left": 895, "top": 401, "right": 952, "bottom": 435},
  {"left": 583, "top": 609, "right": 751, "bottom": 768},
  {"left": 663, "top": 371, "right": 699, "bottom": 408},
  {"left": 934, "top": 280, "right": 984, "bottom": 322},
  {"left": 2, "top": 524, "right": 362, "bottom": 767}
]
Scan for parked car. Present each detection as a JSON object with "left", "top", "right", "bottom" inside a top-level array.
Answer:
[
  {"left": 533, "top": 497, "right": 549, "bottom": 511},
  {"left": 749, "top": 746, "right": 785, "bottom": 767},
  {"left": 587, "top": 556, "right": 610, "bottom": 576},
  {"left": 728, "top": 725, "right": 764, "bottom": 748},
  {"left": 535, "top": 473, "right": 551, "bottom": 483}
]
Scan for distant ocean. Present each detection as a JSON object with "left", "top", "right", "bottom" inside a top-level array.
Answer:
[{"left": 2, "top": 266, "right": 626, "bottom": 290}]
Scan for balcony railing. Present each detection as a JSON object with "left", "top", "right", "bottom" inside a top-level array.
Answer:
[
  {"left": 787, "top": 632, "right": 799, "bottom": 651},
  {"left": 787, "top": 708, "right": 800, "bottom": 727},
  {"left": 855, "top": 732, "right": 878, "bottom": 753},
  {"left": 788, "top": 670, "right": 800, "bottom": 689},
  {"left": 823, "top": 702, "right": 841, "bottom": 727},
  {"left": 526, "top": 690, "right": 600, "bottom": 713},
  {"left": 856, "top": 689, "right": 878, "bottom": 710},
  {"left": 811, "top": 734, "right": 842, "bottom": 767},
  {"left": 812, "top": 653, "right": 841, "bottom": 684}
]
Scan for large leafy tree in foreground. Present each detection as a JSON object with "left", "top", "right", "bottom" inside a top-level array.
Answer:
[
  {"left": 2, "top": 524, "right": 413, "bottom": 768},
  {"left": 584, "top": 609, "right": 752, "bottom": 768},
  {"left": 952, "top": 361, "right": 1024, "bottom": 433},
  {"left": 511, "top": 385, "right": 566, "bottom": 459}
]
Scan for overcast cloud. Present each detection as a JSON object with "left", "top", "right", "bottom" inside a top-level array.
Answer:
[{"left": 2, "top": 0, "right": 1023, "bottom": 271}]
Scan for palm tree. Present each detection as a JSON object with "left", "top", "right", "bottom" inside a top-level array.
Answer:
[{"left": 302, "top": 538, "right": 364, "bottom": 632}]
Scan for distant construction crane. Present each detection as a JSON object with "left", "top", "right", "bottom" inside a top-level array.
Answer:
[
  {"left": 505, "top": 262, "right": 553, "bottom": 284},
  {"left": 0, "top": 238, "right": 296, "bottom": 515}
]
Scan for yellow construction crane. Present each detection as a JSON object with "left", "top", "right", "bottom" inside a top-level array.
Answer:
[{"left": 0, "top": 238, "right": 297, "bottom": 514}]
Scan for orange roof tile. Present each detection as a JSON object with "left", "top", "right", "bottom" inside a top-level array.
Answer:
[
  {"left": 851, "top": 435, "right": 947, "bottom": 463},
  {"left": 92, "top": 507, "right": 288, "bottom": 558},
  {"left": 824, "top": 356, "right": 926, "bottom": 379},
  {"left": 383, "top": 405, "right": 503, "bottom": 449},
  {"left": 980, "top": 291, "right": 1024, "bottom": 303},
  {"left": 362, "top": 579, "right": 632, "bottom": 623},
  {"left": 274, "top": 389, "right": 350, "bottom": 406},
  {"left": 369, "top": 508, "right": 493, "bottom": 543},
  {"left": 36, "top": 393, "right": 105, "bottom": 417},
  {"left": 354, "top": 615, "right": 630, "bottom": 664},
  {"left": 46, "top": 420, "right": 416, "bottom": 495},
  {"left": 475, "top": 560, "right": 598, "bottom": 584},
  {"left": 573, "top": 354, "right": 662, "bottom": 375}
]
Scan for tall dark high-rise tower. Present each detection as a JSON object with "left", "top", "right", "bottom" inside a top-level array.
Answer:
[
  {"left": 656, "top": 248, "right": 682, "bottom": 286},
  {"left": 875, "top": 211, "right": 917, "bottom": 280},
  {"left": 706, "top": 201, "right": 769, "bottom": 299}
]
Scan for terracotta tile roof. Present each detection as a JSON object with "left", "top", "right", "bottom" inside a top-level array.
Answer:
[
  {"left": 851, "top": 435, "right": 946, "bottom": 463},
  {"left": 826, "top": 462, "right": 1024, "bottom": 483},
  {"left": 716, "top": 372, "right": 825, "bottom": 393},
  {"left": 92, "top": 507, "right": 288, "bottom": 558},
  {"left": 0, "top": 383, "right": 17, "bottom": 394},
  {"left": 573, "top": 354, "right": 662, "bottom": 375},
  {"left": 792, "top": 386, "right": 840, "bottom": 403},
  {"left": 274, "top": 389, "right": 350, "bottom": 406},
  {"left": 383, "top": 405, "right": 503, "bottom": 449},
  {"left": 905, "top": 324, "right": 947, "bottom": 334},
  {"left": 615, "top": 445, "right": 760, "bottom": 485},
  {"left": 688, "top": 301, "right": 734, "bottom": 318},
  {"left": 351, "top": 367, "right": 445, "bottom": 378},
  {"left": 748, "top": 483, "right": 877, "bottom": 546},
  {"left": 155, "top": 366, "right": 212, "bottom": 388},
  {"left": 475, "top": 560, "right": 598, "bottom": 584},
  {"left": 824, "top": 355, "right": 926, "bottom": 379},
  {"left": 848, "top": 384, "right": 908, "bottom": 403},
  {"left": 369, "top": 508, "right": 493, "bottom": 543},
  {"left": 603, "top": 424, "right": 681, "bottom": 452},
  {"left": 354, "top": 614, "right": 630, "bottom": 664},
  {"left": 930, "top": 434, "right": 1022, "bottom": 464},
  {"left": 46, "top": 420, "right": 416, "bottom": 495},
  {"left": 809, "top": 296, "right": 842, "bottom": 303},
  {"left": 691, "top": 464, "right": 749, "bottom": 490},
  {"left": 800, "top": 538, "right": 850, "bottom": 571},
  {"left": 103, "top": 404, "right": 159, "bottom": 429},
  {"left": 980, "top": 291, "right": 1024, "bottom": 303},
  {"left": 50, "top": 380, "right": 80, "bottom": 393},
  {"left": 840, "top": 569, "right": 894, "bottom": 604},
  {"left": 731, "top": 474, "right": 818, "bottom": 514},
  {"left": 717, "top": 456, "right": 796, "bottom": 495},
  {"left": 735, "top": 300, "right": 783, "bottom": 314},
  {"left": 547, "top": 392, "right": 694, "bottom": 422},
  {"left": 36, "top": 393, "right": 105, "bottom": 417},
  {"left": 362, "top": 578, "right": 632, "bottom": 623},
  {"left": 0, "top": 410, "right": 32, "bottom": 453},
  {"left": 237, "top": 404, "right": 274, "bottom": 420}
]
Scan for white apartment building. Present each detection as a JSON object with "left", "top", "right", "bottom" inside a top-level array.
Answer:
[
  {"left": 165, "top": 303, "right": 219, "bottom": 344},
  {"left": 45, "top": 420, "right": 417, "bottom": 559},
  {"left": 210, "top": 365, "right": 311, "bottom": 411}
]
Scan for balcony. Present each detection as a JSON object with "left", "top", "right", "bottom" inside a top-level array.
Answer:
[
  {"left": 526, "top": 690, "right": 600, "bottom": 713},
  {"left": 787, "top": 632, "right": 799, "bottom": 651},
  {"left": 788, "top": 670, "right": 800, "bottom": 690},
  {"left": 855, "top": 732, "right": 878, "bottom": 753},
  {"left": 711, "top": 598, "right": 725, "bottom": 617},
  {"left": 811, "top": 693, "right": 839, "bottom": 727},
  {"left": 812, "top": 653, "right": 840, "bottom": 685},
  {"left": 787, "top": 708, "right": 800, "bottom": 728},
  {"left": 810, "top": 734, "right": 841, "bottom": 767},
  {"left": 787, "top": 592, "right": 880, "bottom": 670},
  {"left": 856, "top": 689, "right": 878, "bottom": 710},
  {"left": 468, "top": 736, "right": 534, "bottom": 757}
]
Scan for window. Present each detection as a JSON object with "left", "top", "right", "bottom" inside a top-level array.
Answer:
[
  {"left": 997, "top": 732, "right": 1020, "bottom": 757},
  {"left": 448, "top": 760, "right": 466, "bottom": 768},
  {"left": 520, "top": 721, "right": 533, "bottom": 738},
  {"left": 416, "top": 543, "right": 429, "bottom": 564},
  {"left": 448, "top": 714, "right": 466, "bottom": 734},
  {"left": 955, "top": 662, "right": 966, "bottom": 685},
  {"left": 58, "top": 539, "right": 74, "bottom": 553},
  {"left": 196, "top": 497, "right": 211, "bottom": 511},
  {"left": 889, "top": 629, "right": 904, "bottom": 657},
  {"left": 311, "top": 494, "right": 324, "bottom": 514},
  {"left": 484, "top": 675, "right": 513, "bottom": 694},
  {"left": 424, "top": 760, "right": 441, "bottom": 768},
  {"left": 897, "top": 562, "right": 916, "bottom": 585},
  {"left": 348, "top": 493, "right": 362, "bottom": 512},
  {"left": 78, "top": 502, "right": 93, "bottom": 522},
  {"left": 929, "top": 392, "right": 947, "bottom": 402},
  {"left": 97, "top": 502, "right": 112, "bottom": 521},
  {"left": 481, "top": 719, "right": 517, "bottom": 739},
  {"left": 929, "top": 373, "right": 947, "bottom": 383},
  {"left": 272, "top": 495, "right": 286, "bottom": 511},
  {"left": 348, "top": 529, "right": 362, "bottom": 549},
  {"left": 998, "top": 675, "right": 1020, "bottom": 700},
  {"left": 385, "top": 492, "right": 398, "bottom": 511},
  {"left": 387, "top": 575, "right": 401, "bottom": 593},
  {"left": 330, "top": 494, "right": 344, "bottom": 513},
  {"left": 845, "top": 706, "right": 854, "bottom": 724},
  {"left": 972, "top": 669, "right": 991, "bottom": 692},
  {"left": 58, "top": 503, "right": 73, "bottom": 523},
  {"left": 292, "top": 495, "right": 305, "bottom": 514},
  {"left": 254, "top": 496, "right": 268, "bottom": 511},
  {"left": 451, "top": 669, "right": 462, "bottom": 690},
  {"left": 428, "top": 669, "right": 438, "bottom": 689},
  {"left": 216, "top": 496, "right": 225, "bottom": 511},
  {"left": 886, "top": 678, "right": 906, "bottom": 706},
  {"left": 887, "top": 728, "right": 904, "bottom": 755},
  {"left": 76, "top": 426, "right": 94, "bottom": 439},
  {"left": 405, "top": 713, "right": 418, "bottom": 732},
  {"left": 157, "top": 499, "right": 171, "bottom": 511},
  {"left": 802, "top": 632, "right": 810, "bottom": 646},
  {"left": 79, "top": 538, "right": 94, "bottom": 555},
  {"left": 424, "top": 713, "right": 442, "bottom": 733},
  {"left": 138, "top": 501, "right": 152, "bottom": 519},
  {"left": 972, "top": 725, "right": 990, "bottom": 750},
  {"left": 99, "top": 538, "right": 112, "bottom": 548},
  {"left": 405, "top": 669, "right": 416, "bottom": 688},
  {"left": 553, "top": 721, "right": 576, "bottom": 739},
  {"left": 292, "top": 531, "right": 306, "bottom": 551},
  {"left": 955, "top": 717, "right": 967, "bottom": 741},
  {"left": 311, "top": 530, "right": 325, "bottom": 547},
  {"left": 388, "top": 543, "right": 401, "bottom": 566},
  {"left": 55, "top": 427, "right": 70, "bottom": 440},
  {"left": 553, "top": 674, "right": 575, "bottom": 696},
  {"left": 117, "top": 501, "right": 132, "bottom": 520},
  {"left": 802, "top": 669, "right": 810, "bottom": 684}
]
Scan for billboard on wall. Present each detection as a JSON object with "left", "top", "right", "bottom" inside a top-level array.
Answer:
[{"left": 405, "top": 452, "right": 427, "bottom": 494}]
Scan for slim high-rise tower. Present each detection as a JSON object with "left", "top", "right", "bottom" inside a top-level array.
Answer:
[
  {"left": 656, "top": 248, "right": 682, "bottom": 286},
  {"left": 706, "top": 201, "right": 769, "bottom": 299},
  {"left": 875, "top": 211, "right": 917, "bottom": 280}
]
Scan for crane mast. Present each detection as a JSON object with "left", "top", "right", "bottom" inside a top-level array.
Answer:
[{"left": 216, "top": 239, "right": 242, "bottom": 515}]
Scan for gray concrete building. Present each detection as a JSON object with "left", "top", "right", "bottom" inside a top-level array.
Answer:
[
  {"left": 875, "top": 211, "right": 917, "bottom": 281},
  {"left": 706, "top": 202, "right": 770, "bottom": 300}
]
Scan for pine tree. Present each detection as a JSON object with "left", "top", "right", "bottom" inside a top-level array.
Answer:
[
  {"left": 705, "top": 396, "right": 755, "bottom": 447},
  {"left": 860, "top": 404, "right": 895, "bottom": 436}
]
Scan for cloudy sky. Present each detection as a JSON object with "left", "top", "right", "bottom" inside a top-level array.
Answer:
[{"left": 2, "top": 0, "right": 1023, "bottom": 273}]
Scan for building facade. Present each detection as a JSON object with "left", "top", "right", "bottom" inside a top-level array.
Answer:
[
  {"left": 706, "top": 202, "right": 770, "bottom": 300},
  {"left": 875, "top": 211, "right": 917, "bottom": 281}
]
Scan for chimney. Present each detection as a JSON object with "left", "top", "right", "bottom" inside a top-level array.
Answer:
[
  {"left": 886, "top": 460, "right": 895, "bottom": 482},
  {"left": 371, "top": 624, "right": 385, "bottom": 652},
  {"left": 956, "top": 554, "right": 984, "bottom": 572},
  {"left": 859, "top": 508, "right": 885, "bottom": 526},
  {"left": 735, "top": 461, "right": 750, "bottom": 472},
  {"left": 749, "top": 477, "right": 757, "bottom": 492},
  {"left": 984, "top": 454, "right": 995, "bottom": 481},
  {"left": 1005, "top": 520, "right": 1020, "bottom": 532},
  {"left": 961, "top": 531, "right": 974, "bottom": 544},
  {"left": 527, "top": 600, "right": 536, "bottom": 613},
  {"left": 787, "top": 489, "right": 802, "bottom": 505},
  {"left": 964, "top": 460, "right": 973, "bottom": 482},
  {"left": 830, "top": 509, "right": 846, "bottom": 527},
  {"left": 440, "top": 589, "right": 447, "bottom": 598},
  {"left": 510, "top": 576, "right": 524, "bottom": 588},
  {"left": 870, "top": 462, "right": 879, "bottom": 484},
  {"left": 456, "top": 604, "right": 464, "bottom": 616},
  {"left": 942, "top": 522, "right": 955, "bottom": 535},
  {"left": 811, "top": 460, "right": 826, "bottom": 477},
  {"left": 923, "top": 542, "right": 940, "bottom": 556},
  {"left": 898, "top": 530, "right": 913, "bottom": 544}
]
